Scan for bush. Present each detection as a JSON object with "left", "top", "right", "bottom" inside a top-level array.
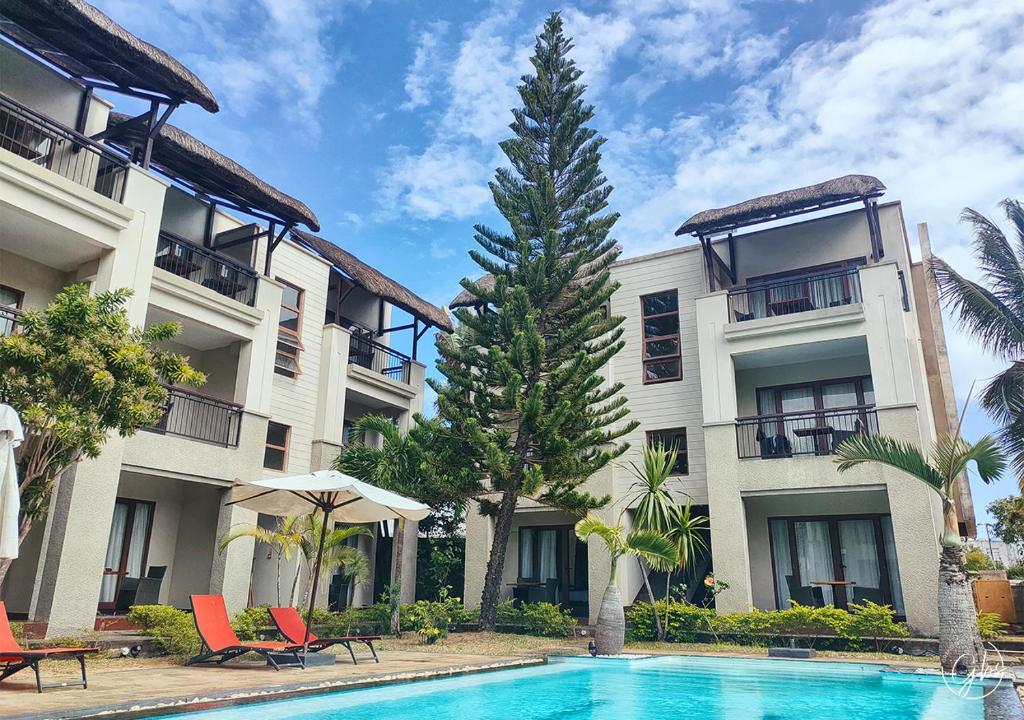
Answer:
[
  {"left": 231, "top": 606, "right": 271, "bottom": 641},
  {"left": 497, "top": 600, "right": 576, "bottom": 637},
  {"left": 308, "top": 605, "right": 391, "bottom": 636},
  {"left": 401, "top": 589, "right": 475, "bottom": 643},
  {"left": 977, "top": 612, "right": 1009, "bottom": 640},
  {"left": 845, "top": 601, "right": 909, "bottom": 650},
  {"left": 127, "top": 605, "right": 200, "bottom": 657},
  {"left": 964, "top": 547, "right": 997, "bottom": 572},
  {"left": 1007, "top": 562, "right": 1024, "bottom": 580}
]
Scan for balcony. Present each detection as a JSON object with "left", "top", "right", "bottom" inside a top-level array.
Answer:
[
  {"left": 0, "top": 306, "right": 21, "bottom": 336},
  {"left": 736, "top": 406, "right": 878, "bottom": 460},
  {"left": 727, "top": 268, "right": 862, "bottom": 323},
  {"left": 348, "top": 333, "right": 412, "bottom": 384},
  {"left": 0, "top": 93, "right": 128, "bottom": 201},
  {"left": 154, "top": 231, "right": 259, "bottom": 307},
  {"left": 146, "top": 385, "right": 243, "bottom": 447}
]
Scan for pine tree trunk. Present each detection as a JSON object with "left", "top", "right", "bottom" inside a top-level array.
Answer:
[
  {"left": 479, "top": 489, "right": 519, "bottom": 631},
  {"left": 637, "top": 557, "right": 663, "bottom": 641},
  {"left": 938, "top": 544, "right": 985, "bottom": 672}
]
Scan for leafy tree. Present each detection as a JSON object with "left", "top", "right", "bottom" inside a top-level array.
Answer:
[
  {"left": 988, "top": 496, "right": 1024, "bottom": 546},
  {"left": 835, "top": 427, "right": 1005, "bottom": 672},
  {"left": 931, "top": 199, "right": 1024, "bottom": 478},
  {"left": 0, "top": 285, "right": 202, "bottom": 586},
  {"left": 575, "top": 513, "right": 675, "bottom": 654},
  {"left": 432, "top": 12, "right": 637, "bottom": 631},
  {"left": 963, "top": 546, "right": 998, "bottom": 572}
]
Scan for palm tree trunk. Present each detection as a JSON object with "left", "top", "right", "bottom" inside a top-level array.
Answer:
[
  {"left": 595, "top": 556, "right": 624, "bottom": 655},
  {"left": 663, "top": 571, "right": 673, "bottom": 639},
  {"left": 275, "top": 552, "right": 282, "bottom": 607},
  {"left": 390, "top": 517, "right": 405, "bottom": 635},
  {"left": 938, "top": 544, "right": 985, "bottom": 672},
  {"left": 289, "top": 560, "right": 301, "bottom": 607},
  {"left": 636, "top": 557, "right": 664, "bottom": 641}
]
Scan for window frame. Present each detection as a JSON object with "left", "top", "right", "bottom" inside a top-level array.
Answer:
[
  {"left": 263, "top": 421, "right": 291, "bottom": 471},
  {"left": 645, "top": 427, "right": 689, "bottom": 476},
  {"left": 274, "top": 279, "right": 305, "bottom": 377},
  {"left": 640, "top": 289, "right": 681, "bottom": 384}
]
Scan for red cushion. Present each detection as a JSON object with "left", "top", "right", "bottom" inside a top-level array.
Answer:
[
  {"left": 0, "top": 602, "right": 23, "bottom": 654},
  {"left": 269, "top": 607, "right": 318, "bottom": 644},
  {"left": 190, "top": 595, "right": 242, "bottom": 653}
]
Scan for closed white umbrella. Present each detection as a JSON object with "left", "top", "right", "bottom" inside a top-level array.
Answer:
[
  {"left": 0, "top": 404, "right": 24, "bottom": 560},
  {"left": 227, "top": 469, "right": 430, "bottom": 650}
]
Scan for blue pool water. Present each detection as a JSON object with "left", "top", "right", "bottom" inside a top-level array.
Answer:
[{"left": 165, "top": 655, "right": 987, "bottom": 720}]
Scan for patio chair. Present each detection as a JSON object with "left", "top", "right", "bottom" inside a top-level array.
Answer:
[
  {"left": 268, "top": 607, "right": 380, "bottom": 665},
  {"left": 784, "top": 575, "right": 825, "bottom": 608},
  {"left": 852, "top": 586, "right": 885, "bottom": 605},
  {"left": 187, "top": 595, "right": 304, "bottom": 670},
  {"left": 0, "top": 601, "right": 97, "bottom": 693}
]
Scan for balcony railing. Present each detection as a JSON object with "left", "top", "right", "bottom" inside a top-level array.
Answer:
[
  {"left": 0, "top": 93, "right": 129, "bottom": 201},
  {"left": 154, "top": 232, "right": 259, "bottom": 306},
  {"left": 728, "top": 268, "right": 862, "bottom": 323},
  {"left": 736, "top": 406, "right": 878, "bottom": 460},
  {"left": 348, "top": 333, "right": 411, "bottom": 384},
  {"left": 147, "top": 385, "right": 243, "bottom": 447},
  {"left": 0, "top": 306, "right": 21, "bottom": 337}
]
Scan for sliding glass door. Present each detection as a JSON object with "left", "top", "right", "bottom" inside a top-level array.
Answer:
[
  {"left": 769, "top": 513, "right": 904, "bottom": 615},
  {"left": 98, "top": 498, "right": 153, "bottom": 611}
]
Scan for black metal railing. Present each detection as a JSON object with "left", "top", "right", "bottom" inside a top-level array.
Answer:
[
  {"left": 736, "top": 406, "right": 878, "bottom": 460},
  {"left": 154, "top": 231, "right": 259, "bottom": 306},
  {"left": 348, "top": 333, "right": 412, "bottom": 383},
  {"left": 147, "top": 385, "right": 243, "bottom": 447},
  {"left": 0, "top": 93, "right": 129, "bottom": 201},
  {"left": 0, "top": 306, "right": 21, "bottom": 337},
  {"left": 728, "top": 268, "right": 862, "bottom": 323}
]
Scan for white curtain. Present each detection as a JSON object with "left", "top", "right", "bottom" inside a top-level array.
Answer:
[
  {"left": 100, "top": 503, "right": 129, "bottom": 603},
  {"left": 520, "top": 529, "right": 534, "bottom": 579},
  {"left": 881, "top": 516, "right": 906, "bottom": 615},
  {"left": 782, "top": 388, "right": 816, "bottom": 455},
  {"left": 795, "top": 520, "right": 835, "bottom": 605},
  {"left": 538, "top": 530, "right": 558, "bottom": 582},
  {"left": 769, "top": 519, "right": 793, "bottom": 608},
  {"left": 838, "top": 519, "right": 880, "bottom": 591},
  {"left": 126, "top": 503, "right": 150, "bottom": 578}
]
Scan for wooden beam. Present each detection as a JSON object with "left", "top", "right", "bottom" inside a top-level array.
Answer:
[
  {"left": 140, "top": 100, "right": 159, "bottom": 170},
  {"left": 412, "top": 318, "right": 420, "bottom": 360}
]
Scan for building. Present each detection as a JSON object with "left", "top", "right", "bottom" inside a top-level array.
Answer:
[
  {"left": 0, "top": 0, "right": 450, "bottom": 636},
  {"left": 457, "top": 175, "right": 971, "bottom": 636}
]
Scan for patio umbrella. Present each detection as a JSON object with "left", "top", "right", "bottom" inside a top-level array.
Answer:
[
  {"left": 227, "top": 469, "right": 430, "bottom": 650},
  {"left": 0, "top": 404, "right": 23, "bottom": 560}
]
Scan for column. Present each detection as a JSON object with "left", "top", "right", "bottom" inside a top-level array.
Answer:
[{"left": 208, "top": 488, "right": 257, "bottom": 614}]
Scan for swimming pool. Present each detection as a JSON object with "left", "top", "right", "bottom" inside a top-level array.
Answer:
[{"left": 163, "top": 655, "right": 988, "bottom": 720}]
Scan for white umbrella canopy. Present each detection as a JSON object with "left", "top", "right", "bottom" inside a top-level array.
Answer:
[{"left": 226, "top": 469, "right": 430, "bottom": 651}]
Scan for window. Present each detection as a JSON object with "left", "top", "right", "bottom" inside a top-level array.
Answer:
[
  {"left": 275, "top": 282, "right": 304, "bottom": 377},
  {"left": 646, "top": 428, "right": 688, "bottom": 475},
  {"left": 641, "top": 290, "right": 681, "bottom": 383},
  {"left": 264, "top": 422, "right": 290, "bottom": 470},
  {"left": 0, "top": 285, "right": 23, "bottom": 336},
  {"left": 518, "top": 527, "right": 560, "bottom": 582}
]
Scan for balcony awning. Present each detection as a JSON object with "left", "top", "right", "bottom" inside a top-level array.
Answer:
[
  {"left": 675, "top": 174, "right": 886, "bottom": 237},
  {"left": 0, "top": 0, "right": 219, "bottom": 112},
  {"left": 107, "top": 112, "right": 319, "bottom": 231},
  {"left": 292, "top": 230, "right": 453, "bottom": 333}
]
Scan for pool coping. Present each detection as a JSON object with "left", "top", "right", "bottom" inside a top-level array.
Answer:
[{"left": 6, "top": 657, "right": 547, "bottom": 720}]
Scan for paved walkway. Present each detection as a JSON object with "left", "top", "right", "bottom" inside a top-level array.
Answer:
[{"left": 0, "top": 651, "right": 543, "bottom": 720}]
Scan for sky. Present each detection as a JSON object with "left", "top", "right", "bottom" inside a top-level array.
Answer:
[{"left": 91, "top": 0, "right": 1024, "bottom": 529}]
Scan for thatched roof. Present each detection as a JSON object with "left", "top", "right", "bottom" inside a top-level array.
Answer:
[
  {"left": 108, "top": 112, "right": 318, "bottom": 231},
  {"left": 292, "top": 230, "right": 453, "bottom": 333},
  {"left": 450, "top": 274, "right": 494, "bottom": 309},
  {"left": 0, "top": 0, "right": 219, "bottom": 112},
  {"left": 675, "top": 174, "right": 886, "bottom": 236}
]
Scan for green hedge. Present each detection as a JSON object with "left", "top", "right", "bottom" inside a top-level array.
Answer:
[
  {"left": 497, "top": 600, "right": 576, "bottom": 637},
  {"left": 626, "top": 600, "right": 908, "bottom": 650}
]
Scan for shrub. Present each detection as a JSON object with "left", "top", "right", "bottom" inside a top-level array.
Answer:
[
  {"left": 497, "top": 601, "right": 576, "bottom": 637},
  {"left": 845, "top": 601, "right": 908, "bottom": 650},
  {"left": 1006, "top": 562, "right": 1024, "bottom": 580},
  {"left": 401, "top": 590, "right": 474, "bottom": 643},
  {"left": 977, "top": 612, "right": 1009, "bottom": 640},
  {"left": 308, "top": 605, "right": 390, "bottom": 636},
  {"left": 127, "top": 605, "right": 200, "bottom": 656},
  {"left": 964, "top": 547, "right": 996, "bottom": 572},
  {"left": 231, "top": 606, "right": 271, "bottom": 641}
]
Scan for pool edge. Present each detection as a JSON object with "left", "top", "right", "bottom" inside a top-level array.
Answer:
[{"left": 9, "top": 657, "right": 548, "bottom": 720}]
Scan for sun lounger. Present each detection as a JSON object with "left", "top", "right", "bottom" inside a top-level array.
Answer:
[
  {"left": 269, "top": 606, "right": 380, "bottom": 664},
  {"left": 0, "top": 601, "right": 97, "bottom": 692},
  {"left": 187, "top": 595, "right": 304, "bottom": 670}
]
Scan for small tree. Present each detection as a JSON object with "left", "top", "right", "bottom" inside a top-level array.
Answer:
[
  {"left": 575, "top": 513, "right": 675, "bottom": 654},
  {"left": 219, "top": 516, "right": 305, "bottom": 606},
  {"left": 988, "top": 496, "right": 1024, "bottom": 546},
  {"left": 0, "top": 285, "right": 202, "bottom": 586}
]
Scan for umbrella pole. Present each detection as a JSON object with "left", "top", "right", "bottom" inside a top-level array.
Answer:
[{"left": 304, "top": 505, "right": 330, "bottom": 653}]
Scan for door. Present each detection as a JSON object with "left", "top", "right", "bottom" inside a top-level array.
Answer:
[{"left": 98, "top": 499, "right": 153, "bottom": 612}]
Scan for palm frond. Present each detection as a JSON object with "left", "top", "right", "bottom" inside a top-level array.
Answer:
[
  {"left": 931, "top": 256, "right": 1024, "bottom": 358},
  {"left": 961, "top": 205, "right": 1024, "bottom": 320},
  {"left": 624, "top": 528, "right": 677, "bottom": 570},
  {"left": 667, "top": 502, "right": 708, "bottom": 570},
  {"left": 626, "top": 443, "right": 678, "bottom": 533},
  {"left": 834, "top": 433, "right": 946, "bottom": 496},
  {"left": 575, "top": 513, "right": 621, "bottom": 553}
]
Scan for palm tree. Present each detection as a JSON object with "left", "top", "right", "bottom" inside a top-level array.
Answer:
[
  {"left": 931, "top": 199, "right": 1024, "bottom": 479},
  {"left": 834, "top": 427, "right": 1005, "bottom": 672},
  {"left": 575, "top": 513, "right": 676, "bottom": 654},
  {"left": 334, "top": 414, "right": 427, "bottom": 634},
  {"left": 660, "top": 502, "right": 708, "bottom": 634},
  {"left": 219, "top": 516, "right": 305, "bottom": 606},
  {"left": 294, "top": 514, "right": 371, "bottom": 606}
]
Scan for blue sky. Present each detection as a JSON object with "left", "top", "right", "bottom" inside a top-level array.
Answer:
[{"left": 93, "top": 0, "right": 1024, "bottom": 528}]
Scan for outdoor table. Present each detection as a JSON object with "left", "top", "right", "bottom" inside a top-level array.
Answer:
[{"left": 794, "top": 426, "right": 834, "bottom": 438}]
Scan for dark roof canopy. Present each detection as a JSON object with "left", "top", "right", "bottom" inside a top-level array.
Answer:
[
  {"left": 0, "top": 0, "right": 219, "bottom": 112},
  {"left": 676, "top": 174, "right": 886, "bottom": 236},
  {"left": 293, "top": 230, "right": 453, "bottom": 333},
  {"left": 108, "top": 112, "right": 318, "bottom": 231}
]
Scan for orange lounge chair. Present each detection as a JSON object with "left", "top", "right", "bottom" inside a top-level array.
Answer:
[
  {"left": 188, "top": 595, "right": 304, "bottom": 670},
  {"left": 269, "top": 607, "right": 380, "bottom": 665},
  {"left": 0, "top": 601, "right": 97, "bottom": 692}
]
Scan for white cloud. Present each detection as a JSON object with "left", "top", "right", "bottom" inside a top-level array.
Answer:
[{"left": 402, "top": 22, "right": 449, "bottom": 111}]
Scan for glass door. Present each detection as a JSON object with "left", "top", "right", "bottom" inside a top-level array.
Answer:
[
  {"left": 838, "top": 519, "right": 882, "bottom": 607},
  {"left": 98, "top": 499, "right": 153, "bottom": 611},
  {"left": 794, "top": 520, "right": 836, "bottom": 606}
]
